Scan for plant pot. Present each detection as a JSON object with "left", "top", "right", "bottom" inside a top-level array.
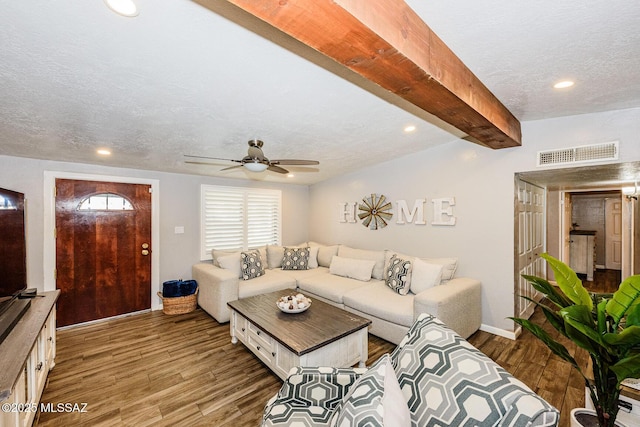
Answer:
[{"left": 570, "top": 408, "right": 627, "bottom": 427}]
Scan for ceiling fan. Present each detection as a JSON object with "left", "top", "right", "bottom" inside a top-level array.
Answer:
[{"left": 184, "top": 139, "right": 319, "bottom": 174}]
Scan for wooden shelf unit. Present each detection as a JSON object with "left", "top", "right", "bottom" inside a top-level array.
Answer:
[{"left": 0, "top": 291, "right": 59, "bottom": 427}]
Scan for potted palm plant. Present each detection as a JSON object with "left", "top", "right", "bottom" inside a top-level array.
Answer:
[{"left": 511, "top": 253, "right": 640, "bottom": 427}]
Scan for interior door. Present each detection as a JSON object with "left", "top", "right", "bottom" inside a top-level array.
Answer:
[
  {"left": 55, "top": 179, "right": 152, "bottom": 327},
  {"left": 562, "top": 192, "right": 572, "bottom": 264},
  {"left": 516, "top": 179, "right": 545, "bottom": 319},
  {"left": 605, "top": 196, "right": 623, "bottom": 270}
]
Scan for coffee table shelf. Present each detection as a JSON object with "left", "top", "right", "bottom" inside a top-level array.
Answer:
[{"left": 227, "top": 290, "right": 371, "bottom": 380}]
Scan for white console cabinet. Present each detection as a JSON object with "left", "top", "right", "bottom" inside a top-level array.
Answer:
[
  {"left": 0, "top": 291, "right": 59, "bottom": 427},
  {"left": 569, "top": 231, "right": 596, "bottom": 281}
]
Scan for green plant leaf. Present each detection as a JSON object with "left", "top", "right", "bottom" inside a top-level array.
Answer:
[
  {"left": 604, "top": 325, "right": 640, "bottom": 347},
  {"left": 606, "top": 275, "right": 640, "bottom": 325},
  {"left": 560, "top": 305, "right": 603, "bottom": 354},
  {"left": 510, "top": 317, "right": 580, "bottom": 370},
  {"left": 541, "top": 253, "right": 592, "bottom": 309},
  {"left": 611, "top": 353, "right": 640, "bottom": 383},
  {"left": 627, "top": 303, "right": 640, "bottom": 327},
  {"left": 597, "top": 299, "right": 608, "bottom": 335},
  {"left": 521, "top": 274, "right": 572, "bottom": 307}
]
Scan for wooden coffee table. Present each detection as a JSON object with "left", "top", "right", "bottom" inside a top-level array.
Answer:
[{"left": 227, "top": 290, "right": 372, "bottom": 380}]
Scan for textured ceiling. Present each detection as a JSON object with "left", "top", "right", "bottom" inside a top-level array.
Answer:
[{"left": 0, "top": 0, "right": 639, "bottom": 185}]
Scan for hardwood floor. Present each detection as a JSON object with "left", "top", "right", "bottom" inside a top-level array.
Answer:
[
  {"left": 581, "top": 268, "right": 622, "bottom": 294},
  {"left": 37, "top": 306, "right": 586, "bottom": 427}
]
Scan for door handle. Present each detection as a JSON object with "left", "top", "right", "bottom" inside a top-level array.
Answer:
[{"left": 141, "top": 243, "right": 150, "bottom": 256}]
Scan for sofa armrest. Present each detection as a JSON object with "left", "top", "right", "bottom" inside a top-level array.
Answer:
[
  {"left": 262, "top": 366, "right": 366, "bottom": 427},
  {"left": 192, "top": 262, "right": 239, "bottom": 323},
  {"left": 413, "top": 277, "right": 481, "bottom": 339}
]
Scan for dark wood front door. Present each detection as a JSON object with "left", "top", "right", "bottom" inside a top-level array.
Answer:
[{"left": 55, "top": 179, "right": 152, "bottom": 327}]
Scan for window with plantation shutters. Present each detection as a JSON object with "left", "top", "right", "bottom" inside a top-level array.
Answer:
[{"left": 200, "top": 185, "right": 281, "bottom": 260}]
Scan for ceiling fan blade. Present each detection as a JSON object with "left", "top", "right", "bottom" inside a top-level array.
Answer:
[
  {"left": 267, "top": 165, "right": 289, "bottom": 174},
  {"left": 221, "top": 165, "right": 244, "bottom": 172},
  {"left": 270, "top": 159, "right": 319, "bottom": 166},
  {"left": 184, "top": 154, "right": 242, "bottom": 163}
]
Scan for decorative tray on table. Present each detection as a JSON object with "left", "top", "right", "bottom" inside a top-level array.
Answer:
[{"left": 277, "top": 293, "right": 312, "bottom": 314}]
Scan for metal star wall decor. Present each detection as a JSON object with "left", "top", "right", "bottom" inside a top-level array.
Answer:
[{"left": 358, "top": 193, "right": 393, "bottom": 230}]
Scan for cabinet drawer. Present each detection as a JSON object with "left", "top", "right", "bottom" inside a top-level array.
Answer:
[
  {"left": 233, "top": 315, "right": 247, "bottom": 339},
  {"left": 248, "top": 323, "right": 273, "bottom": 351}
]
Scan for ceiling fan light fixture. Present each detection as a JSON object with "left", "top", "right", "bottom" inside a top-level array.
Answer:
[
  {"left": 244, "top": 161, "right": 268, "bottom": 172},
  {"left": 553, "top": 80, "right": 574, "bottom": 89},
  {"left": 104, "top": 0, "right": 139, "bottom": 17}
]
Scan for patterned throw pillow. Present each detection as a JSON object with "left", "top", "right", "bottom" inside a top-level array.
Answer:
[
  {"left": 385, "top": 254, "right": 412, "bottom": 295},
  {"left": 281, "top": 247, "right": 310, "bottom": 270},
  {"left": 240, "top": 250, "right": 265, "bottom": 280},
  {"left": 331, "top": 354, "right": 410, "bottom": 427}
]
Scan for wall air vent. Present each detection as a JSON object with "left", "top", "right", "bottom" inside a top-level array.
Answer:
[{"left": 537, "top": 141, "right": 618, "bottom": 167}]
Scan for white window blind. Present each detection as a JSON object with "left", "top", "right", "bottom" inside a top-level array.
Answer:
[{"left": 200, "top": 185, "right": 281, "bottom": 260}]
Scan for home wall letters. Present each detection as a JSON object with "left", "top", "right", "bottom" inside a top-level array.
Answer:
[{"left": 339, "top": 196, "right": 457, "bottom": 228}]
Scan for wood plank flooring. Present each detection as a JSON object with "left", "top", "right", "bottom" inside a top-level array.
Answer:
[{"left": 36, "top": 306, "right": 585, "bottom": 427}]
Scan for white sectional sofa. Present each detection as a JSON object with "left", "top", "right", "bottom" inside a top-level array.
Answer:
[{"left": 191, "top": 242, "right": 481, "bottom": 344}]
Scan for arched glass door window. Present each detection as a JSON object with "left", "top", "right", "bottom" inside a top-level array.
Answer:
[
  {"left": 0, "top": 194, "right": 17, "bottom": 210},
  {"left": 77, "top": 193, "right": 134, "bottom": 211}
]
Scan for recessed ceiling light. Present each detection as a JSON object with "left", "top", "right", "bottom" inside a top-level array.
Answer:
[
  {"left": 287, "top": 173, "right": 295, "bottom": 178},
  {"left": 403, "top": 125, "right": 417, "bottom": 133},
  {"left": 104, "top": 0, "right": 138, "bottom": 17},
  {"left": 553, "top": 80, "right": 574, "bottom": 89},
  {"left": 97, "top": 149, "right": 111, "bottom": 156}
]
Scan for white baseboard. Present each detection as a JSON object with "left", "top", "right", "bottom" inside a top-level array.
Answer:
[{"left": 479, "top": 323, "right": 518, "bottom": 340}]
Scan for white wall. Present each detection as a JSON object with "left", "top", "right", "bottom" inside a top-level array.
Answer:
[
  {"left": 309, "top": 107, "right": 640, "bottom": 334},
  {"left": 0, "top": 156, "right": 310, "bottom": 309}
]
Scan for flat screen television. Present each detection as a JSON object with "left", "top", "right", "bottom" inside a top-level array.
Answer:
[{"left": 0, "top": 187, "right": 30, "bottom": 343}]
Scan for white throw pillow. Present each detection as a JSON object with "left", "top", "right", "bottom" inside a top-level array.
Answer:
[
  {"left": 266, "top": 245, "right": 285, "bottom": 269},
  {"left": 420, "top": 257, "right": 457, "bottom": 281},
  {"left": 329, "top": 256, "right": 376, "bottom": 282},
  {"left": 332, "top": 354, "right": 410, "bottom": 427},
  {"left": 410, "top": 258, "right": 443, "bottom": 294},
  {"left": 317, "top": 244, "right": 339, "bottom": 267},
  {"left": 217, "top": 253, "right": 242, "bottom": 278},
  {"left": 338, "top": 246, "right": 386, "bottom": 280},
  {"left": 307, "top": 246, "right": 319, "bottom": 269},
  {"left": 212, "top": 248, "right": 240, "bottom": 267}
]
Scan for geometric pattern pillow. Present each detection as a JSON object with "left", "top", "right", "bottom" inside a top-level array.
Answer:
[
  {"left": 240, "top": 250, "right": 265, "bottom": 280},
  {"left": 262, "top": 366, "right": 364, "bottom": 427},
  {"left": 385, "top": 254, "right": 412, "bottom": 295},
  {"left": 282, "top": 247, "right": 310, "bottom": 270},
  {"left": 331, "top": 354, "right": 410, "bottom": 427},
  {"left": 390, "top": 314, "right": 559, "bottom": 427}
]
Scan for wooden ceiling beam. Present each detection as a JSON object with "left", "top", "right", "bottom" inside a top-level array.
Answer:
[{"left": 212, "top": 0, "right": 521, "bottom": 149}]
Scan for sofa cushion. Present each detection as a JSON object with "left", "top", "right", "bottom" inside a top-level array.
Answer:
[
  {"left": 297, "top": 272, "right": 371, "bottom": 305},
  {"left": 343, "top": 282, "right": 414, "bottom": 327},
  {"left": 331, "top": 354, "right": 410, "bottom": 427},
  {"left": 316, "top": 244, "right": 339, "bottom": 268},
  {"left": 213, "top": 246, "right": 267, "bottom": 268},
  {"left": 420, "top": 257, "right": 457, "bottom": 281},
  {"left": 262, "top": 366, "right": 365, "bottom": 427},
  {"left": 279, "top": 266, "right": 328, "bottom": 283},
  {"left": 410, "top": 258, "right": 443, "bottom": 294},
  {"left": 330, "top": 256, "right": 375, "bottom": 282},
  {"left": 266, "top": 245, "right": 285, "bottom": 269},
  {"left": 391, "top": 314, "right": 558, "bottom": 426},
  {"left": 217, "top": 253, "right": 242, "bottom": 278},
  {"left": 237, "top": 269, "right": 296, "bottom": 299},
  {"left": 241, "top": 250, "right": 265, "bottom": 280},
  {"left": 385, "top": 254, "right": 412, "bottom": 295},
  {"left": 268, "top": 245, "right": 320, "bottom": 269},
  {"left": 338, "top": 246, "right": 386, "bottom": 280},
  {"left": 282, "top": 246, "right": 310, "bottom": 270}
]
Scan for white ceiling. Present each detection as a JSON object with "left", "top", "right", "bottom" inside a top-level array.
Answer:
[{"left": 1, "top": 0, "right": 639, "bottom": 185}]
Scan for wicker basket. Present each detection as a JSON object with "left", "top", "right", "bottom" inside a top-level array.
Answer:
[{"left": 157, "top": 287, "right": 198, "bottom": 315}]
